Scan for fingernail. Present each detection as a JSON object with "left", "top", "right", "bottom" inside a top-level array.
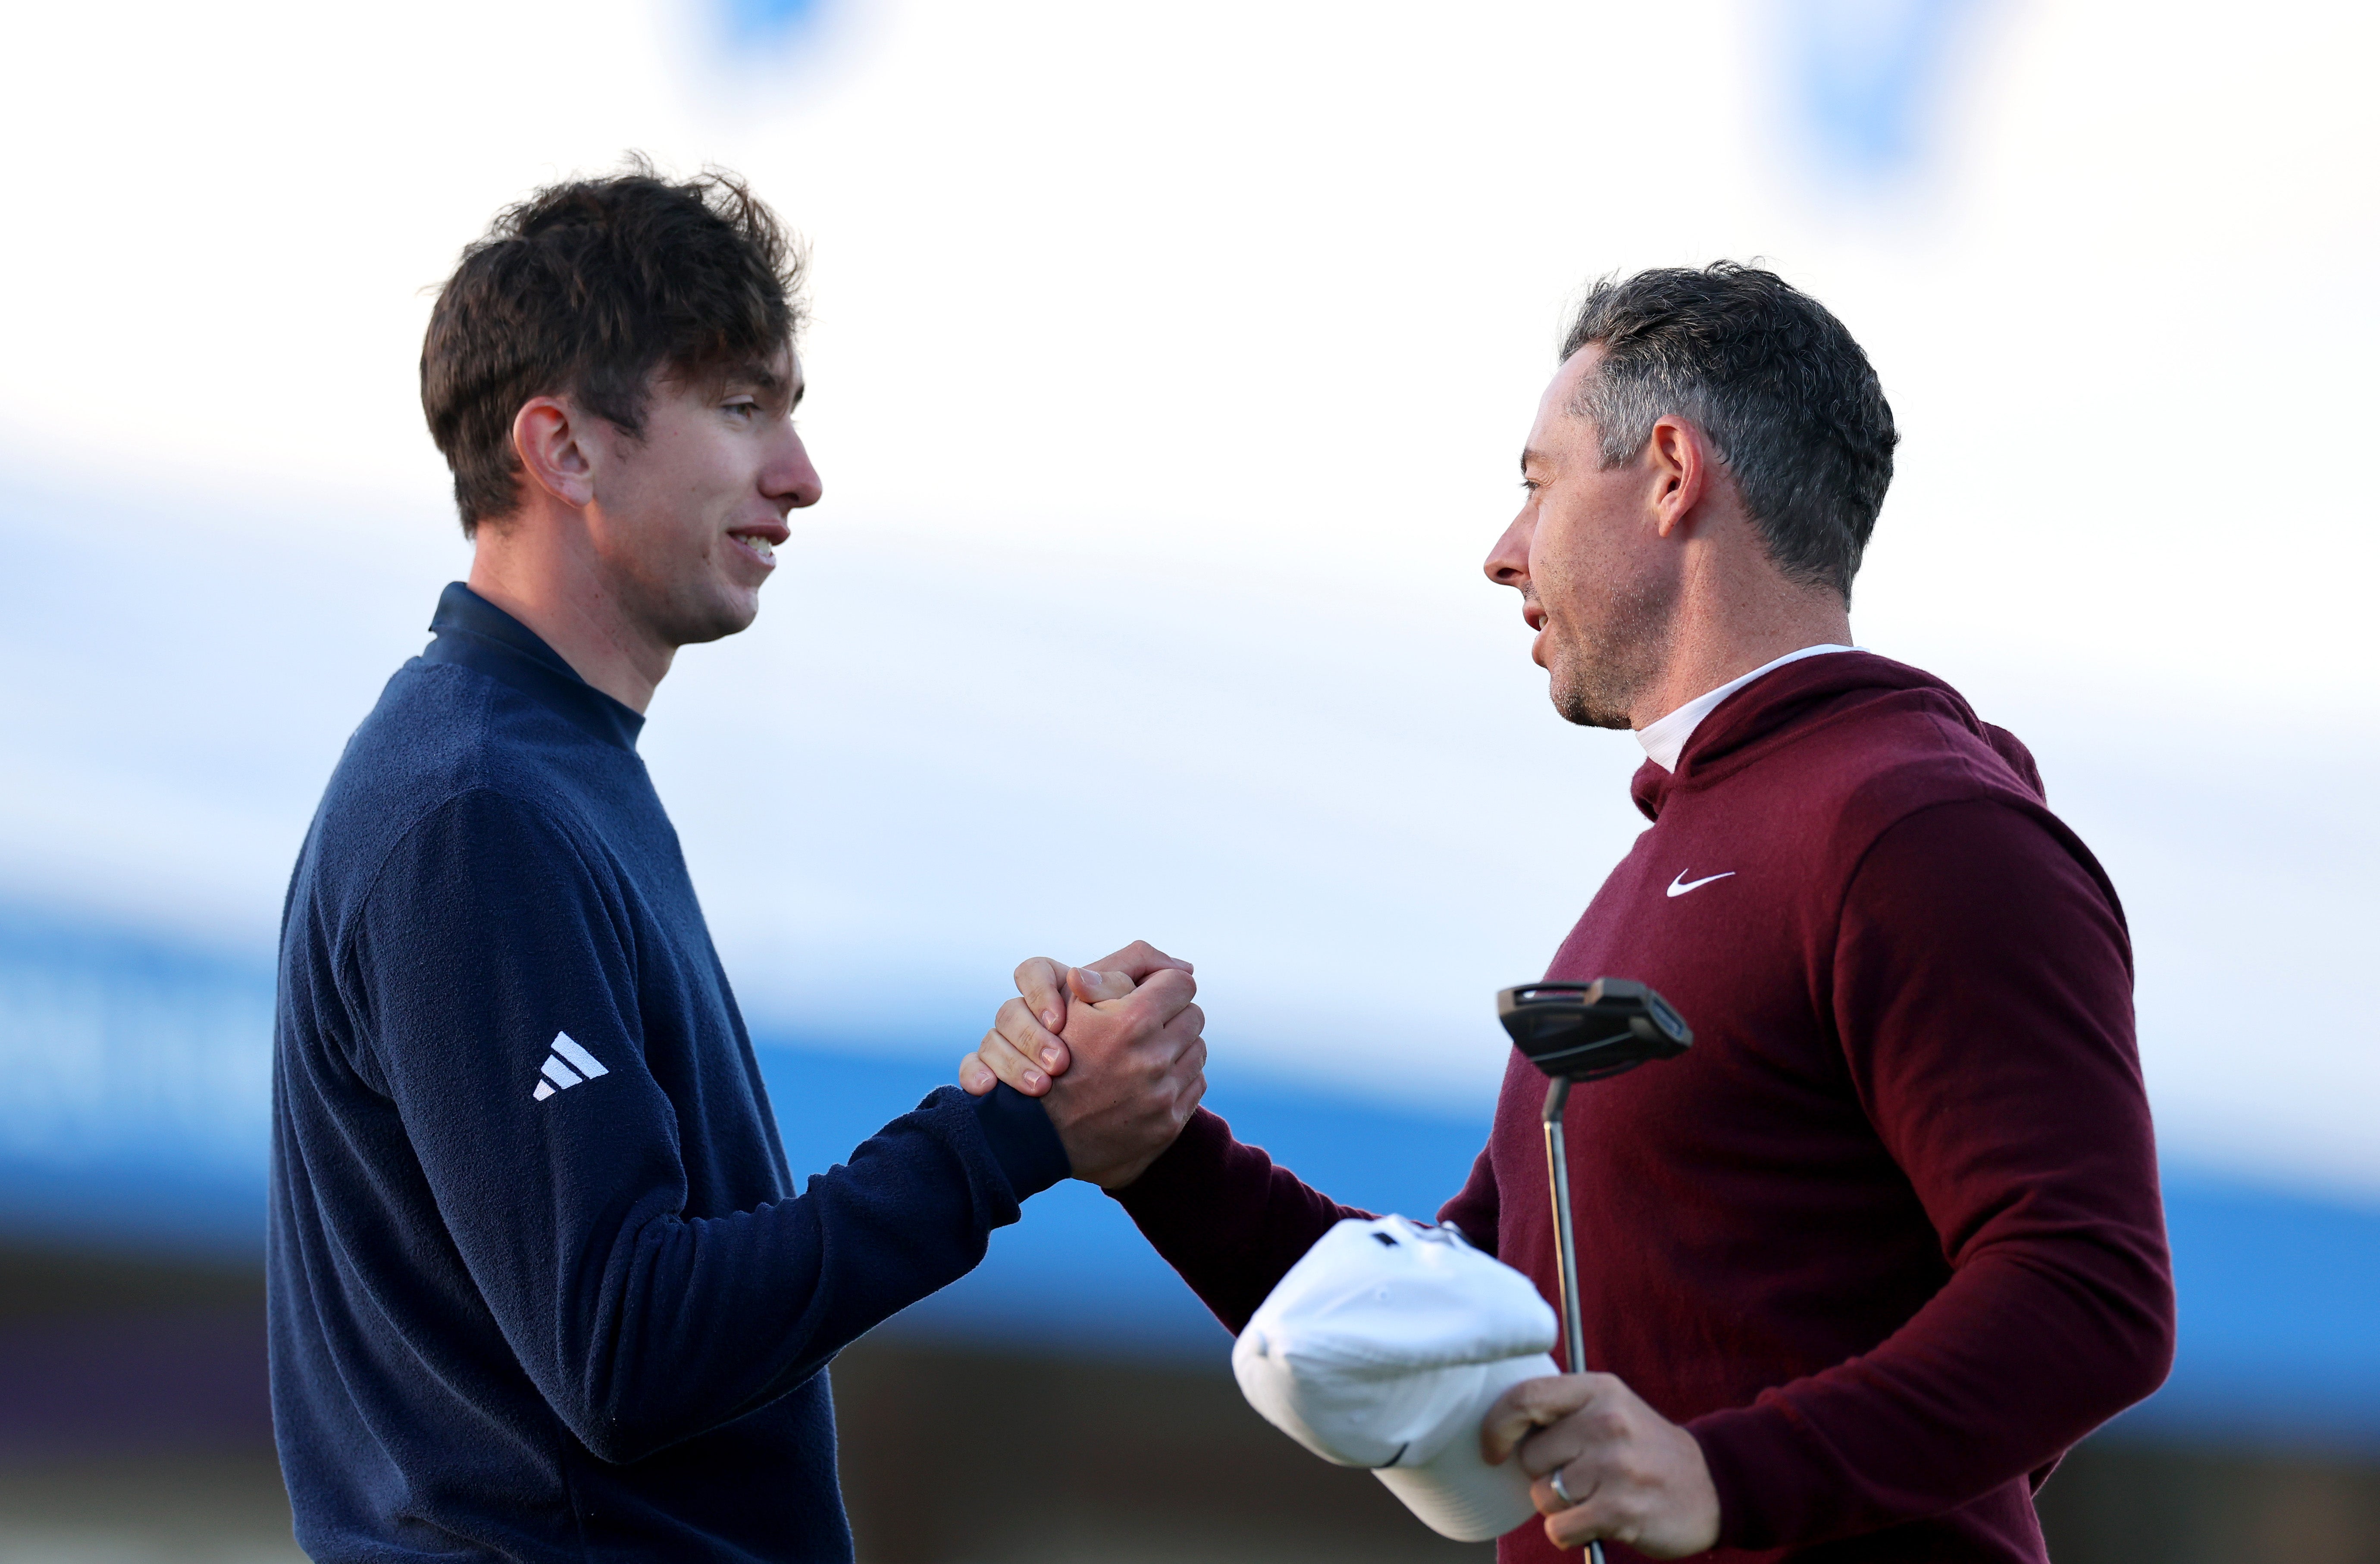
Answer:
[
  {"left": 1040, "top": 1047, "right": 1062, "bottom": 1069},
  {"left": 1043, "top": 1010, "right": 1063, "bottom": 1028},
  {"left": 1024, "top": 1071, "right": 1046, "bottom": 1090}
]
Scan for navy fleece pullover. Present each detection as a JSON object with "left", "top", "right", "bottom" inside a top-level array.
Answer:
[{"left": 268, "top": 584, "right": 1067, "bottom": 1563}]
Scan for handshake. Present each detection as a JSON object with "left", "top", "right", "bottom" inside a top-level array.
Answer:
[
  {"left": 955, "top": 940, "right": 1204, "bottom": 1189},
  {"left": 952, "top": 944, "right": 1725, "bottom": 1558}
]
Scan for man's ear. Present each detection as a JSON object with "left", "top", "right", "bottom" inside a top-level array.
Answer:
[
  {"left": 512, "top": 396, "right": 597, "bottom": 509},
  {"left": 1646, "top": 415, "right": 1711, "bottom": 539}
]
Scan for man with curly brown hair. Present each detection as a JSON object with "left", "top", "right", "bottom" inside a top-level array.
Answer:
[{"left": 268, "top": 163, "right": 1206, "bottom": 1563}]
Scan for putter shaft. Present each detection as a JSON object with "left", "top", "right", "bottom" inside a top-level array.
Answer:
[
  {"left": 1541, "top": 1075, "right": 1587, "bottom": 1376},
  {"left": 1541, "top": 1074, "right": 1604, "bottom": 1564}
]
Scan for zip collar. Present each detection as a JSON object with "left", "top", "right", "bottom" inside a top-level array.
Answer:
[{"left": 420, "top": 582, "right": 645, "bottom": 753}]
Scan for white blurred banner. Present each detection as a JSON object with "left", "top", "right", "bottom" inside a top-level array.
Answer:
[{"left": 0, "top": 0, "right": 2373, "bottom": 1192}]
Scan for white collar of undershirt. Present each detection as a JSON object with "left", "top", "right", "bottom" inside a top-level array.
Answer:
[{"left": 1635, "top": 644, "right": 1860, "bottom": 772}]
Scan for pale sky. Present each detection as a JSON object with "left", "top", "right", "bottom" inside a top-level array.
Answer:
[{"left": 1, "top": 0, "right": 2374, "bottom": 1193}]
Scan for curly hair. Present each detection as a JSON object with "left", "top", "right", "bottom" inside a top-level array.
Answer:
[{"left": 421, "top": 156, "right": 807, "bottom": 536}]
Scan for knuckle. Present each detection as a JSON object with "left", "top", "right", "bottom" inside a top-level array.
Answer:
[
  {"left": 1558, "top": 1507, "right": 1610, "bottom": 1548},
  {"left": 1605, "top": 1498, "right": 1653, "bottom": 1543}
]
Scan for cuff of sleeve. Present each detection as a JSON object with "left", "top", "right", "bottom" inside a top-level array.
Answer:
[
  {"left": 968, "top": 1083, "right": 1070, "bottom": 1201},
  {"left": 1687, "top": 1401, "right": 1825, "bottom": 1552},
  {"left": 1108, "top": 1106, "right": 1233, "bottom": 1217}
]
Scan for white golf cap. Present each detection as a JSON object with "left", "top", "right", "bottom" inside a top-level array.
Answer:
[{"left": 1232, "top": 1215, "right": 1560, "bottom": 1542}]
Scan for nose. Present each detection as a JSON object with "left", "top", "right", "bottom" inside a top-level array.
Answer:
[
  {"left": 766, "top": 425, "right": 824, "bottom": 512},
  {"left": 1484, "top": 509, "right": 1531, "bottom": 590}
]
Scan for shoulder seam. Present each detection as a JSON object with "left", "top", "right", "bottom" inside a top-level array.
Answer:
[
  {"left": 1828, "top": 794, "right": 2034, "bottom": 936},
  {"left": 330, "top": 782, "right": 615, "bottom": 1053}
]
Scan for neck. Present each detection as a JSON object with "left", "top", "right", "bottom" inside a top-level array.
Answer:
[
  {"left": 466, "top": 507, "right": 673, "bottom": 714},
  {"left": 1629, "top": 548, "right": 1852, "bottom": 731}
]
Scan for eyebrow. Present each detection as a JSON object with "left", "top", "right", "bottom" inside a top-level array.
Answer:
[
  {"left": 1520, "top": 447, "right": 1547, "bottom": 472},
  {"left": 717, "top": 360, "right": 803, "bottom": 408}
]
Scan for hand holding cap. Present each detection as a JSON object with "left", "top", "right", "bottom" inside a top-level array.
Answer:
[{"left": 1232, "top": 1215, "right": 1560, "bottom": 1542}]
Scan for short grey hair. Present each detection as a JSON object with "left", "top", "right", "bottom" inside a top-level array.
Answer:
[{"left": 1563, "top": 263, "right": 1897, "bottom": 601}]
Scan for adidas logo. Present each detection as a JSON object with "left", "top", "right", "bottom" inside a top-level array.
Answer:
[{"left": 531, "top": 1032, "right": 611, "bottom": 1101}]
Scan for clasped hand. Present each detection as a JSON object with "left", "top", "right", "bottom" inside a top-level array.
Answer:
[{"left": 959, "top": 941, "right": 1205, "bottom": 1189}]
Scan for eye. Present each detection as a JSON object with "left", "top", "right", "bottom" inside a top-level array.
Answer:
[{"left": 724, "top": 399, "right": 759, "bottom": 420}]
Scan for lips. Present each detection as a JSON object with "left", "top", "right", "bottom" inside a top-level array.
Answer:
[{"left": 728, "top": 523, "right": 789, "bottom": 568}]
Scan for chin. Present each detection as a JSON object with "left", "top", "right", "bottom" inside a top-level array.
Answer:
[
  {"left": 668, "top": 591, "right": 762, "bottom": 647},
  {"left": 1549, "top": 658, "right": 1633, "bottom": 732},
  {"left": 1553, "top": 691, "right": 1632, "bottom": 732}
]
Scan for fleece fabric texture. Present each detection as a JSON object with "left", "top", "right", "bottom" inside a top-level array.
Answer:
[
  {"left": 269, "top": 583, "right": 1067, "bottom": 1564},
  {"left": 1115, "top": 652, "right": 2174, "bottom": 1564}
]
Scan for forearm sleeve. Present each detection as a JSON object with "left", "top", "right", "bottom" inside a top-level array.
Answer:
[
  {"left": 1436, "top": 1147, "right": 1503, "bottom": 1256},
  {"left": 348, "top": 789, "right": 1066, "bottom": 1462},
  {"left": 1691, "top": 800, "right": 2176, "bottom": 1548},
  {"left": 1110, "top": 1107, "right": 1374, "bottom": 1334}
]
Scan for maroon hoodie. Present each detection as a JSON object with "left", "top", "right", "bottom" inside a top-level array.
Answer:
[{"left": 1114, "top": 653, "right": 2174, "bottom": 1562}]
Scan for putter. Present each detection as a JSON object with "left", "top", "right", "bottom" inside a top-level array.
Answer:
[{"left": 1498, "top": 979, "right": 1693, "bottom": 1563}]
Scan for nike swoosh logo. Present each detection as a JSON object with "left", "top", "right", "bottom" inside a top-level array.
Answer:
[{"left": 1666, "top": 870, "right": 1736, "bottom": 898}]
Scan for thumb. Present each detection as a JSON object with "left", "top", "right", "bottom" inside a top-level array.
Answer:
[
  {"left": 1014, "top": 956, "right": 1070, "bottom": 1030},
  {"left": 1068, "top": 967, "right": 1139, "bottom": 1006}
]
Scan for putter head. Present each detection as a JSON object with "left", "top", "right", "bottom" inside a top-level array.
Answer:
[{"left": 1497, "top": 978, "right": 1691, "bottom": 1082}]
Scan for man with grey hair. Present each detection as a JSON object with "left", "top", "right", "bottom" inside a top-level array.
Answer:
[{"left": 968, "top": 264, "right": 2175, "bottom": 1560}]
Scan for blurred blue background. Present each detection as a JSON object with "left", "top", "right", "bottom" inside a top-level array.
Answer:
[
  {"left": 0, "top": 0, "right": 2375, "bottom": 1558},
  {"left": 5, "top": 896, "right": 2378, "bottom": 1436}
]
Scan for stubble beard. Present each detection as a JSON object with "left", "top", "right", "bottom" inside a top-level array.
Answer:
[
  {"left": 617, "top": 547, "right": 761, "bottom": 652},
  {"left": 1544, "top": 579, "right": 1679, "bottom": 731}
]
